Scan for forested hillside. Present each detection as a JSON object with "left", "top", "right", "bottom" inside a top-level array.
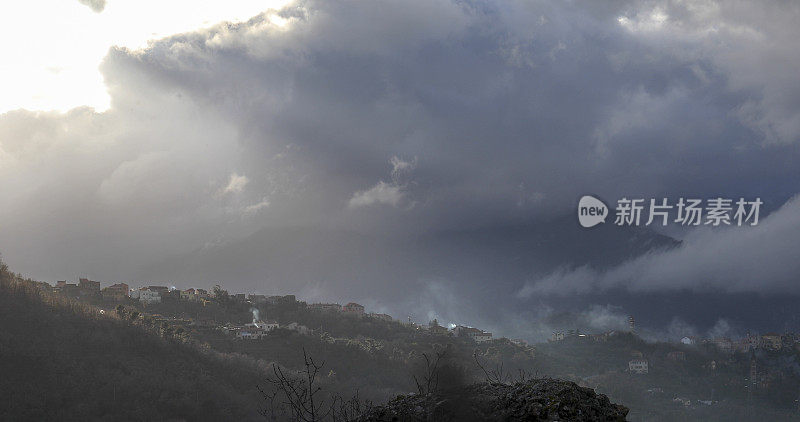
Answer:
[{"left": 0, "top": 260, "right": 265, "bottom": 421}]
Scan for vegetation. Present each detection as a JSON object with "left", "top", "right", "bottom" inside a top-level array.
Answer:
[{"left": 0, "top": 259, "right": 265, "bottom": 421}]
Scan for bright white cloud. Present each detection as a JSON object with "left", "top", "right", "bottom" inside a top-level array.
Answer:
[
  {"left": 242, "top": 198, "right": 270, "bottom": 215},
  {"left": 0, "top": 0, "right": 288, "bottom": 113},
  {"left": 348, "top": 155, "right": 416, "bottom": 209},
  {"left": 222, "top": 173, "right": 249, "bottom": 194},
  {"left": 348, "top": 181, "right": 404, "bottom": 209}
]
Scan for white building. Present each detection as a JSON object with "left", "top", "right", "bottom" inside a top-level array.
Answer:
[
  {"left": 473, "top": 331, "right": 493, "bottom": 343},
  {"left": 259, "top": 321, "right": 280, "bottom": 331},
  {"left": 453, "top": 325, "right": 493, "bottom": 343},
  {"left": 629, "top": 359, "right": 649, "bottom": 374},
  {"left": 138, "top": 289, "right": 161, "bottom": 305},
  {"left": 235, "top": 321, "right": 279, "bottom": 340}
]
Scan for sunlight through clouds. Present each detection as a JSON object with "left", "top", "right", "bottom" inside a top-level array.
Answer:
[{"left": 0, "top": 0, "right": 289, "bottom": 113}]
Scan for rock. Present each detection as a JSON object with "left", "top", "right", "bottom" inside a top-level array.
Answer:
[{"left": 358, "top": 378, "right": 628, "bottom": 421}]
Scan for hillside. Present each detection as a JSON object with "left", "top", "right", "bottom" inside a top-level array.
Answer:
[
  {"left": 0, "top": 262, "right": 265, "bottom": 421},
  {"left": 0, "top": 259, "right": 629, "bottom": 421},
  {"left": 10, "top": 253, "right": 800, "bottom": 421},
  {"left": 533, "top": 335, "right": 800, "bottom": 421}
]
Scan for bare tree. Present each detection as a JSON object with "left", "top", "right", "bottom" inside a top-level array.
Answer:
[
  {"left": 474, "top": 352, "right": 510, "bottom": 384},
  {"left": 258, "top": 348, "right": 329, "bottom": 421},
  {"left": 258, "top": 348, "right": 371, "bottom": 421},
  {"left": 413, "top": 351, "right": 447, "bottom": 395},
  {"left": 473, "top": 353, "right": 535, "bottom": 385},
  {"left": 327, "top": 390, "right": 373, "bottom": 422}
]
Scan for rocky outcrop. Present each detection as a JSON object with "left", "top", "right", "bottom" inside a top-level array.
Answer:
[{"left": 359, "top": 378, "right": 628, "bottom": 421}]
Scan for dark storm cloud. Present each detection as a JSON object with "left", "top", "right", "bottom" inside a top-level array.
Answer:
[
  {"left": 102, "top": 0, "right": 800, "bottom": 229},
  {"left": 1, "top": 0, "right": 800, "bottom": 300},
  {"left": 518, "top": 195, "right": 800, "bottom": 296}
]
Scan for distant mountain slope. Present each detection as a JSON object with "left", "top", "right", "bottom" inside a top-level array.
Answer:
[{"left": 0, "top": 262, "right": 264, "bottom": 421}]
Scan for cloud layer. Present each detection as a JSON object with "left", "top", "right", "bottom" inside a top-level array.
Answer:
[{"left": 519, "top": 195, "right": 800, "bottom": 296}]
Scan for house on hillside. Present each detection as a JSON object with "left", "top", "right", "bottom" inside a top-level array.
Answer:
[
  {"left": 744, "top": 332, "right": 762, "bottom": 350},
  {"left": 428, "top": 321, "right": 451, "bottom": 336},
  {"left": 101, "top": 283, "right": 129, "bottom": 301},
  {"left": 762, "top": 333, "right": 782, "bottom": 351},
  {"left": 259, "top": 320, "right": 280, "bottom": 331},
  {"left": 453, "top": 325, "right": 493, "bottom": 343},
  {"left": 473, "top": 331, "right": 493, "bottom": 342},
  {"left": 54, "top": 280, "right": 81, "bottom": 297},
  {"left": 266, "top": 295, "right": 296, "bottom": 305},
  {"left": 234, "top": 321, "right": 279, "bottom": 339},
  {"left": 629, "top": 359, "right": 649, "bottom": 374},
  {"left": 733, "top": 338, "right": 752, "bottom": 353},
  {"left": 343, "top": 302, "right": 365, "bottom": 315},
  {"left": 309, "top": 303, "right": 342, "bottom": 312},
  {"left": 78, "top": 278, "right": 101, "bottom": 296},
  {"left": 146, "top": 286, "right": 170, "bottom": 295},
  {"left": 180, "top": 288, "right": 196, "bottom": 301},
  {"left": 712, "top": 337, "right": 734, "bottom": 354},
  {"left": 248, "top": 294, "right": 267, "bottom": 304},
  {"left": 369, "top": 313, "right": 392, "bottom": 321},
  {"left": 138, "top": 289, "right": 161, "bottom": 305}
]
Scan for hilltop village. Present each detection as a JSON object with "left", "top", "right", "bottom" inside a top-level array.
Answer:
[{"left": 43, "top": 277, "right": 500, "bottom": 344}]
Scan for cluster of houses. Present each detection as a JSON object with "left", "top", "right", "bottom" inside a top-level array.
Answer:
[
  {"left": 610, "top": 331, "right": 800, "bottom": 377},
  {"left": 307, "top": 301, "right": 396, "bottom": 321},
  {"left": 451, "top": 324, "right": 493, "bottom": 342},
  {"left": 49, "top": 278, "right": 504, "bottom": 345},
  {"left": 548, "top": 329, "right": 634, "bottom": 343},
  {"left": 549, "top": 318, "right": 800, "bottom": 355},
  {"left": 221, "top": 317, "right": 316, "bottom": 340},
  {"left": 49, "top": 277, "right": 301, "bottom": 308},
  {"left": 679, "top": 332, "right": 798, "bottom": 353},
  {"left": 52, "top": 278, "right": 125, "bottom": 299},
  {"left": 223, "top": 320, "right": 281, "bottom": 340},
  {"left": 301, "top": 304, "right": 498, "bottom": 343},
  {"left": 404, "top": 319, "right": 496, "bottom": 343}
]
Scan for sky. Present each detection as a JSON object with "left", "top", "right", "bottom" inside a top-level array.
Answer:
[
  {"left": 1, "top": 0, "right": 800, "bottom": 341},
  {"left": 0, "top": 0, "right": 288, "bottom": 112}
]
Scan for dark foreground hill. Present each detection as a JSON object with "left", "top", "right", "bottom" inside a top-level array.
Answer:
[
  {"left": 0, "top": 261, "right": 265, "bottom": 421},
  {"left": 359, "top": 379, "right": 628, "bottom": 422}
]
